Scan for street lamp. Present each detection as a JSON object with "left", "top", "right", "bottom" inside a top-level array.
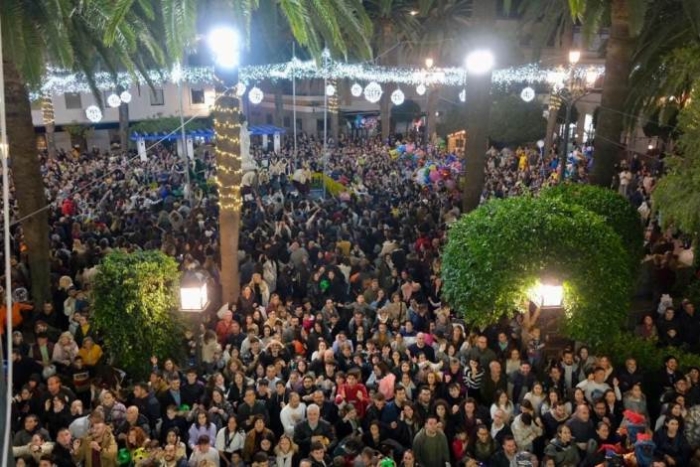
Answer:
[
  {"left": 180, "top": 271, "right": 210, "bottom": 312},
  {"left": 208, "top": 26, "right": 241, "bottom": 69},
  {"left": 557, "top": 49, "right": 593, "bottom": 184},
  {"left": 528, "top": 279, "right": 564, "bottom": 308},
  {"left": 465, "top": 50, "right": 494, "bottom": 75},
  {"left": 424, "top": 57, "right": 435, "bottom": 145},
  {"left": 425, "top": 57, "right": 434, "bottom": 69}
]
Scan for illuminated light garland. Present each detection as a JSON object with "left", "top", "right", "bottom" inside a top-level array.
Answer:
[
  {"left": 325, "top": 84, "right": 336, "bottom": 96},
  {"left": 520, "top": 86, "right": 536, "bottom": 102},
  {"left": 107, "top": 93, "right": 122, "bottom": 108},
  {"left": 391, "top": 88, "right": 405, "bottom": 106},
  {"left": 235, "top": 83, "right": 247, "bottom": 97},
  {"left": 41, "top": 95, "right": 55, "bottom": 125},
  {"left": 364, "top": 82, "right": 382, "bottom": 103},
  {"left": 31, "top": 63, "right": 606, "bottom": 101},
  {"left": 351, "top": 83, "right": 363, "bottom": 97},
  {"left": 120, "top": 91, "right": 132, "bottom": 103},
  {"left": 416, "top": 84, "right": 426, "bottom": 96},
  {"left": 248, "top": 86, "right": 264, "bottom": 104},
  {"left": 85, "top": 105, "right": 103, "bottom": 123},
  {"left": 459, "top": 88, "right": 466, "bottom": 103}
]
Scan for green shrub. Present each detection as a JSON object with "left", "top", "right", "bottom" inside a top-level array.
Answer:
[
  {"left": 442, "top": 196, "right": 633, "bottom": 344},
  {"left": 597, "top": 332, "right": 700, "bottom": 370},
  {"left": 540, "top": 184, "right": 644, "bottom": 276},
  {"left": 92, "top": 250, "right": 184, "bottom": 379}
]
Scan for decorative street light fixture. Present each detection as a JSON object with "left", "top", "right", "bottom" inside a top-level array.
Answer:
[
  {"left": 528, "top": 279, "right": 564, "bottom": 308},
  {"left": 180, "top": 271, "right": 210, "bottom": 312},
  {"left": 557, "top": 49, "right": 596, "bottom": 184},
  {"left": 465, "top": 50, "right": 495, "bottom": 76}
]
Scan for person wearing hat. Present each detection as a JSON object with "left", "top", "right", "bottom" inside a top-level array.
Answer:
[{"left": 72, "top": 411, "right": 118, "bottom": 467}]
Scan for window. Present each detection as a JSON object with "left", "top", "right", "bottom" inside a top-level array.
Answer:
[
  {"left": 296, "top": 118, "right": 302, "bottom": 131},
  {"left": 266, "top": 113, "right": 273, "bottom": 125},
  {"left": 283, "top": 116, "right": 291, "bottom": 128},
  {"left": 150, "top": 88, "right": 165, "bottom": 106},
  {"left": 190, "top": 88, "right": 205, "bottom": 105},
  {"left": 64, "top": 93, "right": 82, "bottom": 109}
]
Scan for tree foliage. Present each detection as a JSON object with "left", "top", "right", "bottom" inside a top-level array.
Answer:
[
  {"left": 652, "top": 84, "right": 700, "bottom": 236},
  {"left": 540, "top": 184, "right": 644, "bottom": 276},
  {"left": 92, "top": 250, "right": 183, "bottom": 379},
  {"left": 441, "top": 196, "right": 632, "bottom": 344},
  {"left": 488, "top": 94, "right": 547, "bottom": 146}
]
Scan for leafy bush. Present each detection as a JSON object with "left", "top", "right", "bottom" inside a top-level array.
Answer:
[
  {"left": 598, "top": 332, "right": 700, "bottom": 370},
  {"left": 92, "top": 250, "right": 183, "bottom": 379},
  {"left": 540, "top": 184, "right": 644, "bottom": 276},
  {"left": 441, "top": 196, "right": 633, "bottom": 344}
]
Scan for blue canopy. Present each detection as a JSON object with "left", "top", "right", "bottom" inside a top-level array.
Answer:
[
  {"left": 131, "top": 125, "right": 284, "bottom": 141},
  {"left": 248, "top": 125, "right": 286, "bottom": 136}
]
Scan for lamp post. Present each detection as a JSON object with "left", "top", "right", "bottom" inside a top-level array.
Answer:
[
  {"left": 173, "top": 62, "right": 192, "bottom": 202},
  {"left": 322, "top": 48, "right": 330, "bottom": 199},
  {"left": 557, "top": 50, "right": 595, "bottom": 184},
  {"left": 424, "top": 57, "right": 434, "bottom": 145},
  {"left": 180, "top": 271, "right": 210, "bottom": 312},
  {"left": 528, "top": 279, "right": 564, "bottom": 309}
]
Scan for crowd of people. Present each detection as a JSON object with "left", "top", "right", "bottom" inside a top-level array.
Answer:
[{"left": 1, "top": 130, "right": 697, "bottom": 467}]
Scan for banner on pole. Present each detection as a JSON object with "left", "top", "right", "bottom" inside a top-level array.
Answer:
[
  {"left": 186, "top": 137, "right": 194, "bottom": 159},
  {"left": 137, "top": 138, "right": 147, "bottom": 162},
  {"left": 273, "top": 132, "right": 281, "bottom": 153}
]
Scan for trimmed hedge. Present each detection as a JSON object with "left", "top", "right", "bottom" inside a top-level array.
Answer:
[
  {"left": 540, "top": 184, "right": 644, "bottom": 276},
  {"left": 442, "top": 196, "right": 633, "bottom": 344}
]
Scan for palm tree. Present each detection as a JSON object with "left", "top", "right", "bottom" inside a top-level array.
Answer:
[
  {"left": 416, "top": 0, "right": 472, "bottom": 141},
  {"left": 41, "top": 94, "right": 57, "bottom": 159},
  {"left": 203, "top": 0, "right": 372, "bottom": 304},
  {"left": 2, "top": 0, "right": 195, "bottom": 305},
  {"left": 461, "top": 0, "right": 497, "bottom": 212},
  {"left": 365, "top": 0, "right": 420, "bottom": 142}
]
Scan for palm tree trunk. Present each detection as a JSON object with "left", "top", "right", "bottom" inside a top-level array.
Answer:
[
  {"left": 42, "top": 94, "right": 57, "bottom": 159},
  {"left": 274, "top": 86, "right": 284, "bottom": 127},
  {"left": 426, "top": 88, "right": 439, "bottom": 143},
  {"left": 592, "top": 0, "right": 633, "bottom": 186},
  {"left": 119, "top": 101, "right": 129, "bottom": 152},
  {"left": 380, "top": 87, "right": 391, "bottom": 142},
  {"left": 544, "top": 94, "right": 560, "bottom": 155},
  {"left": 214, "top": 90, "right": 242, "bottom": 304},
  {"left": 462, "top": 0, "right": 496, "bottom": 212},
  {"left": 4, "top": 58, "right": 51, "bottom": 306}
]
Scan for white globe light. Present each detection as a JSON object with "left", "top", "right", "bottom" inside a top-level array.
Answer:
[
  {"left": 537, "top": 140, "right": 545, "bottom": 149},
  {"left": 208, "top": 26, "right": 240, "bottom": 69},
  {"left": 325, "top": 84, "right": 336, "bottom": 96},
  {"left": 520, "top": 86, "right": 536, "bottom": 102},
  {"left": 119, "top": 91, "right": 132, "bottom": 103},
  {"left": 235, "top": 82, "right": 247, "bottom": 97},
  {"left": 363, "top": 82, "right": 382, "bottom": 104},
  {"left": 107, "top": 94, "right": 121, "bottom": 108},
  {"left": 351, "top": 83, "right": 363, "bottom": 97},
  {"left": 459, "top": 89, "right": 466, "bottom": 103},
  {"left": 85, "top": 105, "right": 103, "bottom": 123},
  {"left": 416, "top": 84, "right": 426, "bottom": 96},
  {"left": 465, "top": 49, "right": 494, "bottom": 75},
  {"left": 249, "top": 86, "right": 264, "bottom": 105},
  {"left": 391, "top": 89, "right": 405, "bottom": 106}
]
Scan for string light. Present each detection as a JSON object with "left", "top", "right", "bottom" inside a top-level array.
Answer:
[
  {"left": 235, "top": 83, "right": 246, "bottom": 97},
  {"left": 364, "top": 82, "right": 382, "bottom": 103},
  {"left": 120, "top": 91, "right": 132, "bottom": 103},
  {"left": 32, "top": 63, "right": 607, "bottom": 100},
  {"left": 325, "top": 84, "right": 336, "bottom": 96},
  {"left": 107, "top": 93, "right": 122, "bottom": 108},
  {"left": 85, "top": 105, "right": 103, "bottom": 123},
  {"left": 41, "top": 95, "right": 55, "bottom": 125},
  {"left": 520, "top": 87, "right": 536, "bottom": 102},
  {"left": 248, "top": 86, "right": 264, "bottom": 105},
  {"left": 351, "top": 83, "right": 363, "bottom": 97},
  {"left": 459, "top": 89, "right": 466, "bottom": 103},
  {"left": 391, "top": 88, "right": 405, "bottom": 106}
]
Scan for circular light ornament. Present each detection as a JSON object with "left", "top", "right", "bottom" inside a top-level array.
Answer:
[
  {"left": 465, "top": 49, "right": 495, "bottom": 75},
  {"left": 363, "top": 81, "right": 382, "bottom": 104},
  {"left": 350, "top": 83, "right": 363, "bottom": 97},
  {"left": 248, "top": 86, "right": 264, "bottom": 105},
  {"left": 325, "top": 84, "right": 336, "bottom": 96},
  {"left": 537, "top": 140, "right": 545, "bottom": 149},
  {"left": 107, "top": 93, "right": 122, "bottom": 108},
  {"left": 391, "top": 89, "right": 405, "bottom": 106},
  {"left": 85, "top": 105, "right": 103, "bottom": 123},
  {"left": 235, "top": 82, "right": 247, "bottom": 98},
  {"left": 459, "top": 89, "right": 466, "bottom": 103},
  {"left": 119, "top": 91, "right": 132, "bottom": 103},
  {"left": 416, "top": 84, "right": 426, "bottom": 96},
  {"left": 520, "top": 86, "right": 536, "bottom": 102}
]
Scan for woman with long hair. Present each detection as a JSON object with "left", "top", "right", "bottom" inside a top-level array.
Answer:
[
  {"left": 215, "top": 415, "right": 245, "bottom": 464},
  {"left": 274, "top": 435, "right": 300, "bottom": 467},
  {"left": 187, "top": 410, "right": 217, "bottom": 451}
]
